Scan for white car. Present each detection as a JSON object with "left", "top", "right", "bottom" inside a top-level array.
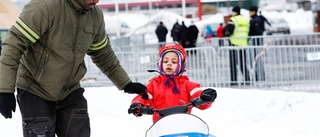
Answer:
[
  {"left": 265, "top": 18, "right": 290, "bottom": 35},
  {"left": 104, "top": 18, "right": 131, "bottom": 37}
]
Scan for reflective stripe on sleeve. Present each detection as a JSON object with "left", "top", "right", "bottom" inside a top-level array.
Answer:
[
  {"left": 89, "top": 37, "right": 108, "bottom": 51},
  {"left": 190, "top": 87, "right": 202, "bottom": 96},
  {"left": 148, "top": 93, "right": 153, "bottom": 100},
  {"left": 13, "top": 18, "right": 40, "bottom": 43}
]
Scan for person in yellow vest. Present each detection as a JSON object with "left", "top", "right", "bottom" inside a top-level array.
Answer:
[{"left": 223, "top": 6, "right": 250, "bottom": 85}]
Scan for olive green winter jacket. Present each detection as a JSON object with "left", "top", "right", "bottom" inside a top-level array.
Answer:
[{"left": 0, "top": 0, "right": 131, "bottom": 101}]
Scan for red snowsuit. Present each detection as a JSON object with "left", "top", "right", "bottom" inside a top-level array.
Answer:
[{"left": 131, "top": 75, "right": 212, "bottom": 123}]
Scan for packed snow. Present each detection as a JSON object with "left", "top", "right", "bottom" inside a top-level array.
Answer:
[{"left": 1, "top": 86, "right": 320, "bottom": 137}]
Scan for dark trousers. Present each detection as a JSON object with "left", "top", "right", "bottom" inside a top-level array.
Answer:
[
  {"left": 17, "top": 88, "right": 90, "bottom": 137},
  {"left": 229, "top": 48, "right": 250, "bottom": 83},
  {"left": 218, "top": 39, "right": 224, "bottom": 47}
]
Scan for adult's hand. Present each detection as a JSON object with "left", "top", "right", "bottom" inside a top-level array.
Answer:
[
  {"left": 123, "top": 82, "right": 148, "bottom": 100},
  {"left": 0, "top": 93, "right": 16, "bottom": 119}
]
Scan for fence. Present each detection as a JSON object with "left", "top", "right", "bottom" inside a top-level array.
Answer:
[
  {"left": 82, "top": 33, "right": 320, "bottom": 92},
  {"left": 0, "top": 28, "right": 319, "bottom": 92},
  {"left": 0, "top": 29, "right": 8, "bottom": 55}
]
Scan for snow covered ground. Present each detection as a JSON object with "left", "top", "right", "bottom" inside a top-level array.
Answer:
[{"left": 1, "top": 86, "right": 320, "bottom": 137}]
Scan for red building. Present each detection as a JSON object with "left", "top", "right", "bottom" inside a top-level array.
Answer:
[
  {"left": 98, "top": 0, "right": 198, "bottom": 11},
  {"left": 98, "top": 0, "right": 203, "bottom": 19}
]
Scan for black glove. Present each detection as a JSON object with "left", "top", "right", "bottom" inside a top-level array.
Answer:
[
  {"left": 200, "top": 88, "right": 217, "bottom": 102},
  {"left": 0, "top": 93, "right": 16, "bottom": 119},
  {"left": 124, "top": 82, "right": 148, "bottom": 100},
  {"left": 128, "top": 103, "right": 144, "bottom": 117}
]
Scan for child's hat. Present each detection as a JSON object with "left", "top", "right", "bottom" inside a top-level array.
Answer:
[{"left": 158, "top": 43, "right": 187, "bottom": 76}]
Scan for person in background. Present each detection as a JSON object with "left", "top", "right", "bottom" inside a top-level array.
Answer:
[
  {"left": 223, "top": 6, "right": 250, "bottom": 85},
  {"left": 0, "top": 0, "right": 148, "bottom": 137},
  {"left": 249, "top": 6, "right": 263, "bottom": 44},
  {"left": 155, "top": 21, "right": 168, "bottom": 49},
  {"left": 205, "top": 25, "right": 213, "bottom": 42},
  {"left": 179, "top": 21, "right": 188, "bottom": 48},
  {"left": 258, "top": 11, "right": 271, "bottom": 34},
  {"left": 216, "top": 23, "right": 224, "bottom": 46},
  {"left": 171, "top": 20, "right": 181, "bottom": 42},
  {"left": 128, "top": 43, "right": 217, "bottom": 123},
  {"left": 186, "top": 21, "right": 199, "bottom": 55},
  {"left": 249, "top": 6, "right": 266, "bottom": 81}
]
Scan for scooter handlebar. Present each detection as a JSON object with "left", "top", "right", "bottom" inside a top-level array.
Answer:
[{"left": 139, "top": 97, "right": 212, "bottom": 117}]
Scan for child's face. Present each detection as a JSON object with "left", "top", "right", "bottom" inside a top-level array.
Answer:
[{"left": 162, "top": 52, "right": 178, "bottom": 76}]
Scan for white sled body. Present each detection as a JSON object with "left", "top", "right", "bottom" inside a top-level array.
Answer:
[{"left": 145, "top": 113, "right": 212, "bottom": 137}]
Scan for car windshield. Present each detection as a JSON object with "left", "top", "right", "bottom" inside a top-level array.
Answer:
[{"left": 270, "top": 19, "right": 286, "bottom": 24}]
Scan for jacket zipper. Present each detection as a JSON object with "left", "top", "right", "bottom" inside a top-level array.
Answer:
[
  {"left": 37, "top": 54, "right": 49, "bottom": 82},
  {"left": 64, "top": 14, "right": 80, "bottom": 91}
]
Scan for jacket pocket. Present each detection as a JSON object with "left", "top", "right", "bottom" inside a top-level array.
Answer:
[
  {"left": 22, "top": 117, "right": 52, "bottom": 136},
  {"left": 77, "top": 27, "right": 95, "bottom": 53}
]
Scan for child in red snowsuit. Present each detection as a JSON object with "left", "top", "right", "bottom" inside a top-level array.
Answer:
[
  {"left": 128, "top": 43, "right": 217, "bottom": 123},
  {"left": 216, "top": 23, "right": 225, "bottom": 46}
]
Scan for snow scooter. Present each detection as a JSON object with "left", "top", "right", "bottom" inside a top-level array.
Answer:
[{"left": 138, "top": 97, "right": 216, "bottom": 137}]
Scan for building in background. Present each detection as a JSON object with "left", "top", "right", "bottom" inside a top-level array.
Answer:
[
  {"left": 97, "top": 0, "right": 261, "bottom": 20},
  {"left": 98, "top": 0, "right": 199, "bottom": 18},
  {"left": 287, "top": 0, "right": 312, "bottom": 10},
  {"left": 201, "top": 0, "right": 259, "bottom": 12},
  {"left": 0, "top": 0, "right": 20, "bottom": 29}
]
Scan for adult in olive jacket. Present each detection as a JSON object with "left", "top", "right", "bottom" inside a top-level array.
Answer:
[{"left": 0, "top": 0, "right": 148, "bottom": 136}]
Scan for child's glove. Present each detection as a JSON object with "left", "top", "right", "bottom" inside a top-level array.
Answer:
[
  {"left": 200, "top": 88, "right": 217, "bottom": 102},
  {"left": 128, "top": 103, "right": 144, "bottom": 117}
]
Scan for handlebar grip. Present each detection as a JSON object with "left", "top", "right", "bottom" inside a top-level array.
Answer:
[
  {"left": 191, "top": 97, "right": 212, "bottom": 107},
  {"left": 140, "top": 106, "right": 155, "bottom": 115}
]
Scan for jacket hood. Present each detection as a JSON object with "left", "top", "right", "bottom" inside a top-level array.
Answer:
[{"left": 67, "top": 0, "right": 88, "bottom": 14}]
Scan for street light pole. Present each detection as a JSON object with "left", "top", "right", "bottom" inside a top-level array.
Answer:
[
  {"left": 317, "top": 0, "right": 320, "bottom": 32},
  {"left": 197, "top": 0, "right": 202, "bottom": 20},
  {"left": 149, "top": 1, "right": 152, "bottom": 13},
  {"left": 125, "top": 0, "right": 128, "bottom": 12},
  {"left": 182, "top": 0, "right": 186, "bottom": 18},
  {"left": 115, "top": 0, "right": 120, "bottom": 37}
]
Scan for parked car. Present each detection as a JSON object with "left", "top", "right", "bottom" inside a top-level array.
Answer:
[
  {"left": 265, "top": 18, "right": 290, "bottom": 35},
  {"left": 104, "top": 18, "right": 131, "bottom": 37}
]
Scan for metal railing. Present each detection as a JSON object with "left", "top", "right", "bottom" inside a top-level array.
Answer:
[
  {"left": 82, "top": 33, "right": 320, "bottom": 92},
  {"left": 1, "top": 28, "right": 319, "bottom": 92},
  {"left": 0, "top": 29, "right": 9, "bottom": 56}
]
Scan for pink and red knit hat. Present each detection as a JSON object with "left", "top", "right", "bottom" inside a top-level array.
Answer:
[{"left": 158, "top": 43, "right": 187, "bottom": 76}]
